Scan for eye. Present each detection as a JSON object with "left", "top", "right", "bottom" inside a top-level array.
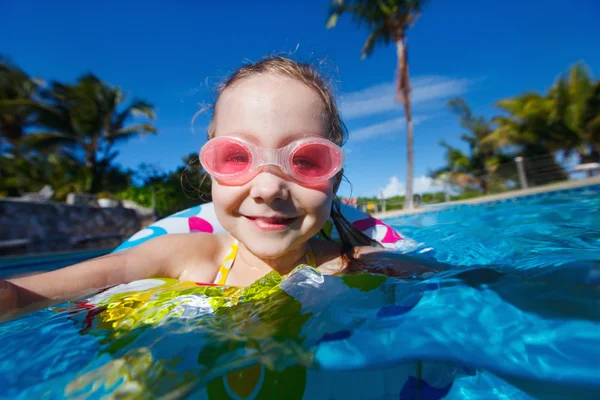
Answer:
[
  {"left": 225, "top": 152, "right": 249, "bottom": 163},
  {"left": 214, "top": 141, "right": 251, "bottom": 174},
  {"left": 293, "top": 157, "right": 318, "bottom": 168}
]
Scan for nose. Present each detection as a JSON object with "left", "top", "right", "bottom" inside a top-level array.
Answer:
[{"left": 249, "top": 167, "right": 290, "bottom": 203}]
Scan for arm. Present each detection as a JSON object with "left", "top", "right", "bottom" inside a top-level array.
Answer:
[
  {"left": 0, "top": 280, "right": 20, "bottom": 315},
  {"left": 352, "top": 246, "right": 449, "bottom": 278},
  {"left": 5, "top": 251, "right": 136, "bottom": 309},
  {"left": 0, "top": 234, "right": 198, "bottom": 316}
]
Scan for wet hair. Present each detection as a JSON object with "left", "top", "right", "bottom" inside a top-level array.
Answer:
[{"left": 207, "top": 55, "right": 381, "bottom": 267}]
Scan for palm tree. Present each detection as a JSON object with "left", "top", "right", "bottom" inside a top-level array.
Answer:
[
  {"left": 0, "top": 58, "right": 47, "bottom": 196},
  {"left": 447, "top": 97, "right": 497, "bottom": 165},
  {"left": 431, "top": 98, "right": 503, "bottom": 192},
  {"left": 488, "top": 93, "right": 576, "bottom": 154},
  {"left": 549, "top": 63, "right": 600, "bottom": 163},
  {"left": 431, "top": 98, "right": 514, "bottom": 193},
  {"left": 0, "top": 57, "right": 41, "bottom": 152},
  {"left": 327, "top": 0, "right": 427, "bottom": 209},
  {"left": 26, "top": 74, "right": 157, "bottom": 193},
  {"left": 485, "top": 63, "right": 600, "bottom": 159},
  {"left": 485, "top": 93, "right": 570, "bottom": 185}
]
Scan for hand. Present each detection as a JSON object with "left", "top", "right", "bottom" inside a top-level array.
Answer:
[{"left": 0, "top": 280, "right": 19, "bottom": 317}]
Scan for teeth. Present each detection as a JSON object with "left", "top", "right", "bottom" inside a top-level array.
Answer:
[
  {"left": 246, "top": 216, "right": 295, "bottom": 223},
  {"left": 253, "top": 217, "right": 293, "bottom": 223}
]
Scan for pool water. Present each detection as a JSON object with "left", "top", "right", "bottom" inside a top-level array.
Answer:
[
  {"left": 0, "top": 249, "right": 111, "bottom": 279},
  {"left": 1, "top": 186, "right": 599, "bottom": 399}
]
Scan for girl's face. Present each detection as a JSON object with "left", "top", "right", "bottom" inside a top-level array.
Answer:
[{"left": 210, "top": 74, "right": 336, "bottom": 259}]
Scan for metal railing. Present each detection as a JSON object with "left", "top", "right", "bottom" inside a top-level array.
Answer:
[{"left": 354, "top": 153, "right": 599, "bottom": 213}]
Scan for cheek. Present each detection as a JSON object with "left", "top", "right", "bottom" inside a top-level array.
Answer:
[
  {"left": 211, "top": 182, "right": 244, "bottom": 221},
  {"left": 295, "top": 182, "right": 335, "bottom": 218}
]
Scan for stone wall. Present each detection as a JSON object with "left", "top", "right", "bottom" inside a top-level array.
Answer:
[{"left": 0, "top": 200, "right": 142, "bottom": 256}]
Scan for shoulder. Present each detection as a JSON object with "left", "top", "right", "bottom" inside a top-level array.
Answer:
[
  {"left": 124, "top": 233, "right": 232, "bottom": 281},
  {"left": 126, "top": 232, "right": 220, "bottom": 256}
]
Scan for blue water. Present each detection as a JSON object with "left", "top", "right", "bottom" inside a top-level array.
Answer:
[
  {"left": 0, "top": 249, "right": 111, "bottom": 279},
  {"left": 1, "top": 186, "right": 599, "bottom": 399},
  {"left": 382, "top": 186, "right": 600, "bottom": 398}
]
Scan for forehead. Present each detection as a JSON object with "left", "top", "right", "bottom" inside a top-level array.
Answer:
[{"left": 213, "top": 74, "right": 327, "bottom": 146}]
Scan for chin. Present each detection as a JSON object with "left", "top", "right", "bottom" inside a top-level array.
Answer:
[{"left": 246, "top": 238, "right": 297, "bottom": 259}]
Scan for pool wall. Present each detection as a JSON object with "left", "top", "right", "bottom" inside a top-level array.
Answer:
[{"left": 0, "top": 199, "right": 141, "bottom": 256}]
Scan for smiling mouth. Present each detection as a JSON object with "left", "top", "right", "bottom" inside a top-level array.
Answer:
[{"left": 244, "top": 216, "right": 298, "bottom": 230}]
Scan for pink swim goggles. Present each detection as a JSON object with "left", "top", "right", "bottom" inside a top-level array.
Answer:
[{"left": 200, "top": 136, "right": 344, "bottom": 185}]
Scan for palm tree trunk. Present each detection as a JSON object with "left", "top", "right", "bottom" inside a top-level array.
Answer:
[
  {"left": 85, "top": 151, "right": 98, "bottom": 193},
  {"left": 396, "top": 36, "right": 414, "bottom": 209}
]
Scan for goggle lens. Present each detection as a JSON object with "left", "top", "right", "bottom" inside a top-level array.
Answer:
[
  {"left": 291, "top": 143, "right": 338, "bottom": 180},
  {"left": 206, "top": 141, "right": 251, "bottom": 175}
]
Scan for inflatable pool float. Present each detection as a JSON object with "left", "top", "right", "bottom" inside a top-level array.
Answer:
[
  {"left": 113, "top": 202, "right": 409, "bottom": 253},
  {"left": 57, "top": 202, "right": 458, "bottom": 399}
]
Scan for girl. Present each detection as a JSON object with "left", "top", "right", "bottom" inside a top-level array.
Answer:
[{"left": 0, "top": 56, "right": 432, "bottom": 318}]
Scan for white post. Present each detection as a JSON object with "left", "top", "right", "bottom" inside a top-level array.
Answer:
[
  {"left": 440, "top": 174, "right": 450, "bottom": 202},
  {"left": 379, "top": 189, "right": 386, "bottom": 213},
  {"left": 444, "top": 181, "right": 450, "bottom": 202},
  {"left": 515, "top": 156, "right": 528, "bottom": 189}
]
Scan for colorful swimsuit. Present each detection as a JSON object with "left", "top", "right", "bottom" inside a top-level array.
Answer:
[{"left": 213, "top": 239, "right": 316, "bottom": 285}]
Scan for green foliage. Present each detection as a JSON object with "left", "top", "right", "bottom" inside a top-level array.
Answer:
[
  {"left": 117, "top": 153, "right": 211, "bottom": 218},
  {"left": 433, "top": 62, "right": 600, "bottom": 194},
  {"left": 487, "top": 62, "right": 600, "bottom": 163},
  {"left": 0, "top": 59, "right": 208, "bottom": 215},
  {"left": 0, "top": 59, "right": 154, "bottom": 199},
  {"left": 477, "top": 63, "right": 600, "bottom": 185},
  {"left": 430, "top": 97, "right": 516, "bottom": 194},
  {"left": 117, "top": 181, "right": 203, "bottom": 219},
  {"left": 0, "top": 57, "right": 42, "bottom": 147},
  {"left": 24, "top": 73, "right": 157, "bottom": 193}
]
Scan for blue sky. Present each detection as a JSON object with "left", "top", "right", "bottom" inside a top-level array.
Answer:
[{"left": 2, "top": 0, "right": 599, "bottom": 198}]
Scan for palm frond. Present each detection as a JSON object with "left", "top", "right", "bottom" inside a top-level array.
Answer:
[
  {"left": 128, "top": 100, "right": 156, "bottom": 121},
  {"left": 361, "top": 23, "right": 390, "bottom": 58},
  {"left": 326, "top": 2, "right": 360, "bottom": 28},
  {"left": 24, "top": 131, "right": 80, "bottom": 150},
  {"left": 108, "top": 123, "right": 157, "bottom": 143}
]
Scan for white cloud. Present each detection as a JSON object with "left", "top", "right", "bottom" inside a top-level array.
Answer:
[
  {"left": 380, "top": 176, "right": 404, "bottom": 198},
  {"left": 378, "top": 175, "right": 443, "bottom": 198},
  {"left": 339, "top": 76, "right": 475, "bottom": 120},
  {"left": 351, "top": 117, "right": 405, "bottom": 141},
  {"left": 349, "top": 115, "right": 431, "bottom": 142}
]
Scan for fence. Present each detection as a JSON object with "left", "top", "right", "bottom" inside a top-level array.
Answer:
[{"left": 355, "top": 153, "right": 599, "bottom": 213}]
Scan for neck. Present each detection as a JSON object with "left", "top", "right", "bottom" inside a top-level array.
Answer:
[{"left": 236, "top": 241, "right": 310, "bottom": 276}]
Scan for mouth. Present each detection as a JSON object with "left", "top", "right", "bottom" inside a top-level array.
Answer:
[{"left": 244, "top": 215, "right": 298, "bottom": 230}]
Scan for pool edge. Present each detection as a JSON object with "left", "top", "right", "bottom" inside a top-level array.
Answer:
[{"left": 374, "top": 176, "right": 600, "bottom": 219}]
